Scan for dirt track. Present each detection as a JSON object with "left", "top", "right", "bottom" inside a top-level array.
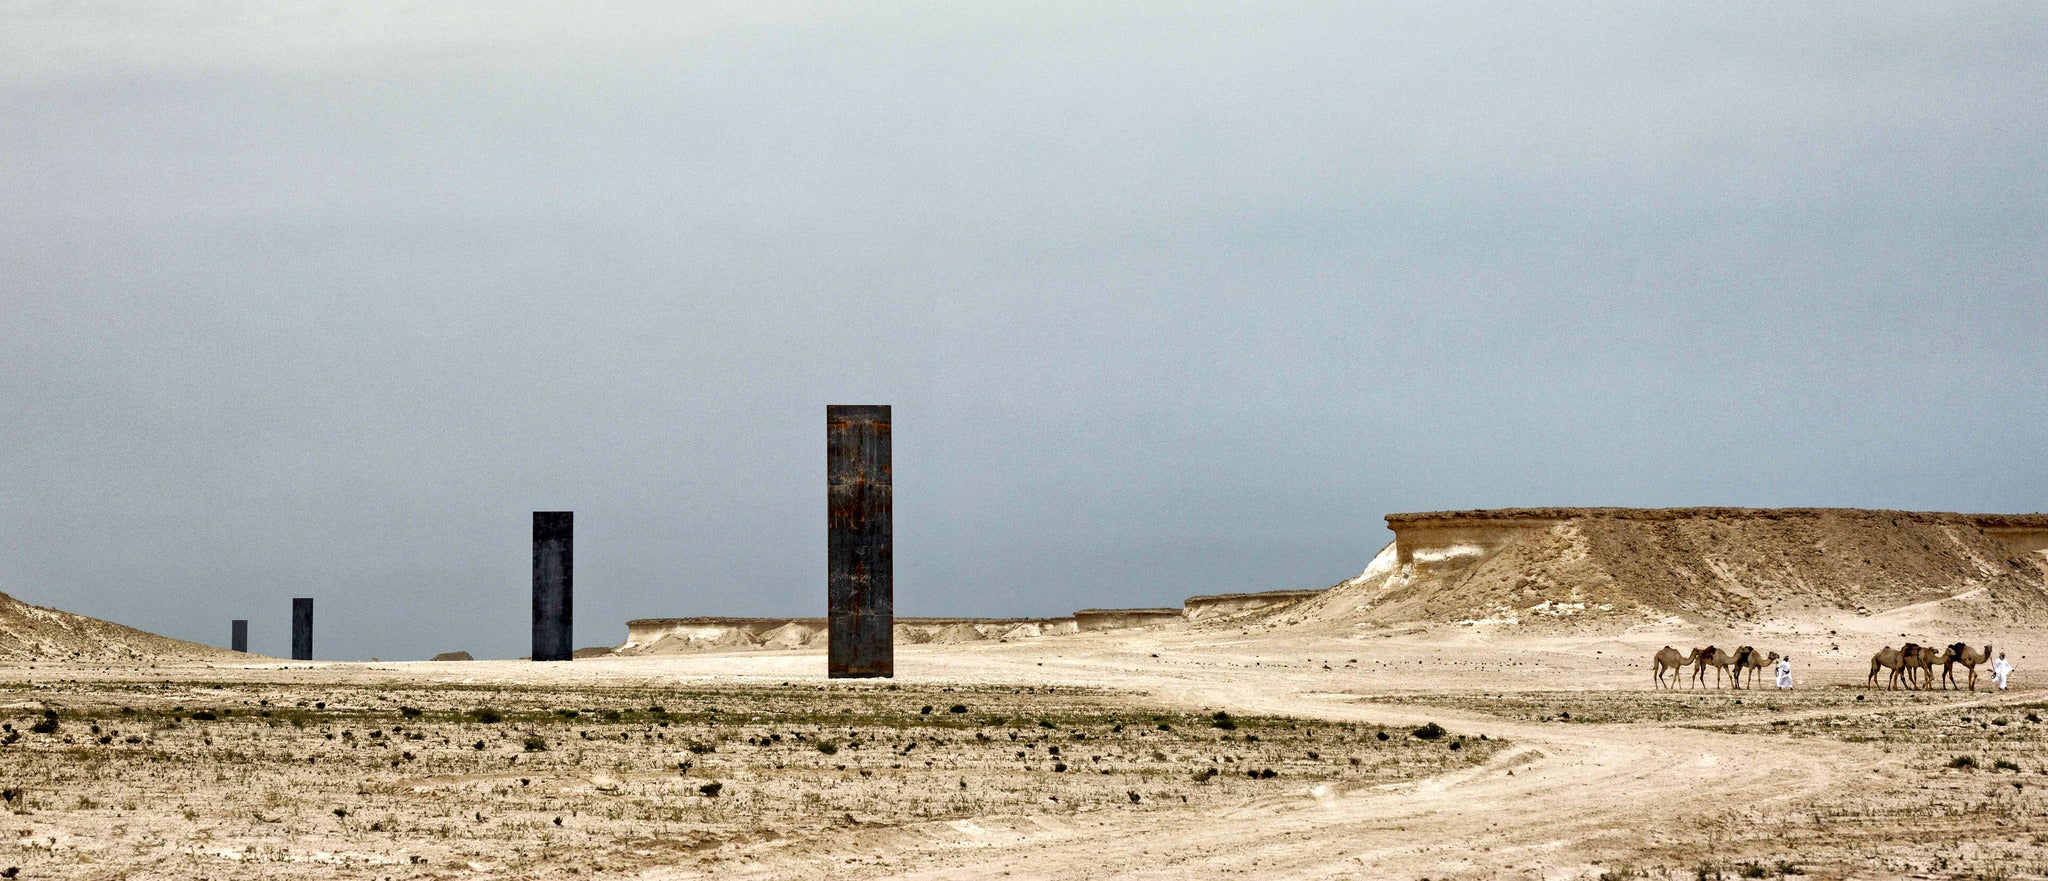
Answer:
[
  {"left": 6, "top": 618, "right": 2047, "bottom": 879},
  {"left": 642, "top": 630, "right": 1881, "bottom": 880}
]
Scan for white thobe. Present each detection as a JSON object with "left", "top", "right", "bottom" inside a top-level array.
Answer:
[
  {"left": 1775, "top": 659, "right": 1792, "bottom": 689},
  {"left": 1993, "top": 658, "right": 2013, "bottom": 690}
]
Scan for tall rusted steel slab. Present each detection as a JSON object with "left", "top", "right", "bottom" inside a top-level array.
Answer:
[
  {"left": 532, "top": 511, "right": 574, "bottom": 662},
  {"left": 291, "top": 598, "right": 313, "bottom": 661},
  {"left": 230, "top": 619, "right": 248, "bottom": 653},
  {"left": 827, "top": 405, "right": 892, "bottom": 678}
]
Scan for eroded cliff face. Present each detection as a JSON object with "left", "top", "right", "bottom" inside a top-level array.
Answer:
[
  {"left": 1975, "top": 515, "right": 2048, "bottom": 580},
  {"left": 1072, "top": 609, "right": 1182, "bottom": 631},
  {"left": 616, "top": 589, "right": 1333, "bottom": 653},
  {"left": 1288, "top": 509, "right": 2048, "bottom": 630},
  {"left": 615, "top": 617, "right": 1080, "bottom": 655},
  {"left": 1182, "top": 591, "right": 1324, "bottom": 622}
]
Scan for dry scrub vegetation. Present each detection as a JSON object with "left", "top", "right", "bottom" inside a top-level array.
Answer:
[
  {"left": 1361, "top": 686, "right": 2048, "bottom": 880},
  {"left": 1689, "top": 699, "right": 2048, "bottom": 879},
  {"left": 1356, "top": 686, "right": 1978, "bottom": 725},
  {"left": 0, "top": 678, "right": 1496, "bottom": 879}
]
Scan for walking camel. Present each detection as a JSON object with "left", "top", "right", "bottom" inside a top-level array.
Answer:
[
  {"left": 1942, "top": 643, "right": 1992, "bottom": 691},
  {"left": 1693, "top": 646, "right": 1745, "bottom": 689},
  {"left": 1733, "top": 647, "right": 1780, "bottom": 689},
  {"left": 1688, "top": 645, "right": 1717, "bottom": 689},
  {"left": 1652, "top": 646, "right": 1702, "bottom": 690},
  {"left": 1901, "top": 643, "right": 1948, "bottom": 690},
  {"left": 1869, "top": 643, "right": 1948, "bottom": 690},
  {"left": 1869, "top": 646, "right": 1909, "bottom": 690}
]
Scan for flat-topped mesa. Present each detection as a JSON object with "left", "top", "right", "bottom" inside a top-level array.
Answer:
[
  {"left": 1072, "top": 608, "right": 1183, "bottom": 631},
  {"left": 1292, "top": 507, "right": 2048, "bottom": 630},
  {"left": 617, "top": 616, "right": 1078, "bottom": 655},
  {"left": 1182, "top": 590, "right": 1325, "bottom": 622}
]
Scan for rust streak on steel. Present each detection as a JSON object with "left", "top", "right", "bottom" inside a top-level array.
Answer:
[{"left": 827, "top": 404, "right": 893, "bottom": 678}]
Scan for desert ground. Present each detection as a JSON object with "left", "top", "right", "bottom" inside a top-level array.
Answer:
[{"left": 6, "top": 614, "right": 2048, "bottom": 880}]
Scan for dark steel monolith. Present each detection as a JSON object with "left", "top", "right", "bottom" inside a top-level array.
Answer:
[
  {"left": 231, "top": 619, "right": 248, "bottom": 653},
  {"left": 827, "top": 405, "right": 892, "bottom": 678},
  {"left": 291, "top": 598, "right": 313, "bottom": 661},
  {"left": 532, "top": 511, "right": 574, "bottom": 662}
]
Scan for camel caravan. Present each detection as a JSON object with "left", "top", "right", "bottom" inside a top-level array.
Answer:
[
  {"left": 1650, "top": 641, "right": 2007, "bottom": 691},
  {"left": 1651, "top": 645, "right": 1783, "bottom": 690},
  {"left": 1867, "top": 642, "right": 1997, "bottom": 691}
]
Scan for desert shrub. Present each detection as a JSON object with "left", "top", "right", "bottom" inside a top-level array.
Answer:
[
  {"left": 471, "top": 708, "right": 503, "bottom": 724},
  {"left": 523, "top": 735, "right": 548, "bottom": 752},
  {"left": 1412, "top": 723, "right": 1446, "bottom": 741},
  {"left": 1192, "top": 767, "right": 1216, "bottom": 783},
  {"left": 1210, "top": 712, "right": 1237, "bottom": 731},
  {"left": 698, "top": 782, "right": 722, "bottom": 797},
  {"left": 1995, "top": 759, "right": 2021, "bottom": 771},
  {"left": 399, "top": 706, "right": 422, "bottom": 718},
  {"left": 920, "top": 706, "right": 933, "bottom": 715},
  {"left": 950, "top": 705, "right": 968, "bottom": 714},
  {"left": 30, "top": 711, "right": 58, "bottom": 735},
  {"left": 191, "top": 711, "right": 216, "bottom": 721},
  {"left": 817, "top": 740, "right": 839, "bottom": 755},
  {"left": 1948, "top": 755, "right": 1978, "bottom": 770}
]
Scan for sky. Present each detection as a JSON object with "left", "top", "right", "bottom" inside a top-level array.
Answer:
[{"left": 2, "top": 2, "right": 2044, "bottom": 661}]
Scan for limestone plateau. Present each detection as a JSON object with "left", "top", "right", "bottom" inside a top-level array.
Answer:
[{"left": 1279, "top": 507, "right": 2048, "bottom": 631}]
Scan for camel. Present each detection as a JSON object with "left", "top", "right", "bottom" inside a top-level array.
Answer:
[
  {"left": 1877, "top": 643, "right": 1947, "bottom": 690},
  {"left": 1688, "top": 645, "right": 1718, "bottom": 689},
  {"left": 1733, "top": 647, "right": 1780, "bottom": 689},
  {"left": 1942, "top": 643, "right": 1992, "bottom": 691},
  {"left": 1870, "top": 646, "right": 1907, "bottom": 690},
  {"left": 1902, "top": 643, "right": 1949, "bottom": 690},
  {"left": 1694, "top": 645, "right": 1744, "bottom": 689},
  {"left": 1652, "top": 646, "right": 1702, "bottom": 690}
]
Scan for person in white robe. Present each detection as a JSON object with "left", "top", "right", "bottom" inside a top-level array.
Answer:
[
  {"left": 1993, "top": 653, "right": 2014, "bottom": 691},
  {"left": 1775, "top": 655, "right": 1793, "bottom": 690}
]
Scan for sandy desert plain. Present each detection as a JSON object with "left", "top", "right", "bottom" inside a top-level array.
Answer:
[{"left": 7, "top": 507, "right": 2048, "bottom": 880}]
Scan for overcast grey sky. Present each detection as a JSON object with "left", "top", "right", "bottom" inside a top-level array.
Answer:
[{"left": 2, "top": 3, "right": 2043, "bottom": 660}]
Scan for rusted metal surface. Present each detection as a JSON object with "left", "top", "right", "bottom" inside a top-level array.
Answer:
[
  {"left": 290, "top": 598, "right": 313, "bottom": 661},
  {"left": 827, "top": 405, "right": 892, "bottom": 678},
  {"left": 230, "top": 619, "right": 248, "bottom": 653},
  {"left": 532, "top": 511, "right": 574, "bottom": 662}
]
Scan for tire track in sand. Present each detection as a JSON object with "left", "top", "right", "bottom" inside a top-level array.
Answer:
[{"left": 654, "top": 646, "right": 1872, "bottom": 880}]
